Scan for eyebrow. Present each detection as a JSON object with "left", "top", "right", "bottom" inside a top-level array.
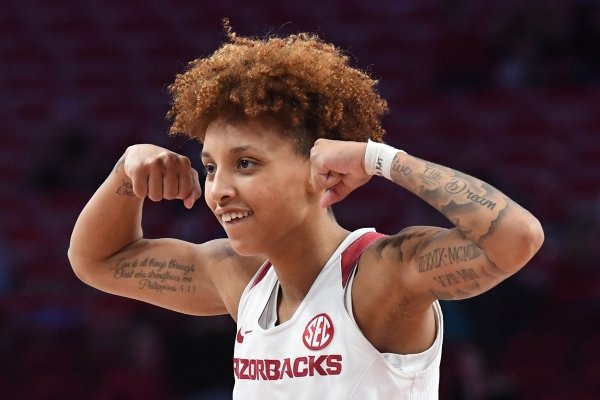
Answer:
[{"left": 201, "top": 145, "right": 256, "bottom": 158}]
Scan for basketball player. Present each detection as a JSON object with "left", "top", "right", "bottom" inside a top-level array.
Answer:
[{"left": 69, "top": 24, "right": 544, "bottom": 399}]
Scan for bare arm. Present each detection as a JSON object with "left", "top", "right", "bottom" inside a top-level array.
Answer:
[
  {"left": 376, "top": 152, "right": 544, "bottom": 301},
  {"left": 68, "top": 144, "right": 262, "bottom": 317},
  {"left": 309, "top": 139, "right": 543, "bottom": 353},
  {"left": 310, "top": 139, "right": 544, "bottom": 302}
]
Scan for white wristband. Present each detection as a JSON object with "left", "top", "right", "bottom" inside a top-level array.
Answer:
[{"left": 364, "top": 139, "right": 406, "bottom": 180}]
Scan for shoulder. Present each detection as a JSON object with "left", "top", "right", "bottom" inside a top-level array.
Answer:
[{"left": 349, "top": 228, "right": 438, "bottom": 354}]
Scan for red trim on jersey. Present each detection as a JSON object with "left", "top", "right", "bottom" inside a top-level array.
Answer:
[
  {"left": 341, "top": 232, "right": 386, "bottom": 288},
  {"left": 250, "top": 261, "right": 272, "bottom": 289}
]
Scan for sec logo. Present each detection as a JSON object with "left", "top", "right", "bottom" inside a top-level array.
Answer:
[{"left": 303, "top": 313, "right": 334, "bottom": 350}]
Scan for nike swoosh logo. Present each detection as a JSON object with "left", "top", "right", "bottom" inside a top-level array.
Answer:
[{"left": 236, "top": 328, "right": 253, "bottom": 343}]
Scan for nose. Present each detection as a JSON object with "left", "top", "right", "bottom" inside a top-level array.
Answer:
[{"left": 206, "top": 169, "right": 236, "bottom": 205}]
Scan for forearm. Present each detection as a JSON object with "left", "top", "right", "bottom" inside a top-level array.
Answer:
[
  {"left": 386, "top": 150, "right": 543, "bottom": 271},
  {"left": 69, "top": 154, "right": 144, "bottom": 264}
]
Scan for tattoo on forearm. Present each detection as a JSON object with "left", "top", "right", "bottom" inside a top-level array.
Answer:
[
  {"left": 444, "top": 179, "right": 467, "bottom": 194},
  {"left": 464, "top": 189, "right": 497, "bottom": 210},
  {"left": 111, "top": 257, "right": 197, "bottom": 294},
  {"left": 421, "top": 172, "right": 498, "bottom": 211},
  {"left": 479, "top": 202, "right": 509, "bottom": 242},
  {"left": 418, "top": 165, "right": 443, "bottom": 186},
  {"left": 391, "top": 158, "right": 412, "bottom": 176},
  {"left": 418, "top": 244, "right": 482, "bottom": 272},
  {"left": 443, "top": 179, "right": 496, "bottom": 209},
  {"left": 116, "top": 180, "right": 135, "bottom": 197},
  {"left": 113, "top": 156, "right": 125, "bottom": 175},
  {"left": 392, "top": 159, "right": 511, "bottom": 244}
]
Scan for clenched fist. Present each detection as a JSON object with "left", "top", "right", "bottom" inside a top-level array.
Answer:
[
  {"left": 119, "top": 144, "right": 202, "bottom": 209},
  {"left": 310, "top": 139, "right": 371, "bottom": 208}
]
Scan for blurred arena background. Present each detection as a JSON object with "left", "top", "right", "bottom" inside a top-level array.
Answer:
[{"left": 1, "top": 0, "right": 598, "bottom": 399}]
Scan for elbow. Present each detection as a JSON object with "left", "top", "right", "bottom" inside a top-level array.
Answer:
[
  {"left": 510, "top": 216, "right": 545, "bottom": 271},
  {"left": 528, "top": 216, "right": 545, "bottom": 256},
  {"left": 67, "top": 247, "right": 94, "bottom": 285},
  {"left": 488, "top": 215, "right": 544, "bottom": 273}
]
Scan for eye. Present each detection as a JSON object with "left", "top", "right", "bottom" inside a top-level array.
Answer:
[
  {"left": 204, "top": 163, "right": 216, "bottom": 175},
  {"left": 238, "top": 159, "right": 256, "bottom": 170}
]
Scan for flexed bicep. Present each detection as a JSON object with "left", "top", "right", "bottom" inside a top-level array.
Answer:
[
  {"left": 76, "top": 237, "right": 263, "bottom": 318},
  {"left": 375, "top": 226, "right": 508, "bottom": 302}
]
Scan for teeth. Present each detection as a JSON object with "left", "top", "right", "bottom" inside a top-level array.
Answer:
[{"left": 222, "top": 211, "right": 252, "bottom": 222}]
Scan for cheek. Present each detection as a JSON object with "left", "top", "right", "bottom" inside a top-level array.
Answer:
[
  {"left": 203, "top": 182, "right": 215, "bottom": 209},
  {"left": 260, "top": 181, "right": 311, "bottom": 217}
]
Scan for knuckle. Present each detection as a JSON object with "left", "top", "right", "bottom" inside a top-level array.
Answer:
[
  {"left": 132, "top": 186, "right": 146, "bottom": 198},
  {"left": 164, "top": 152, "right": 178, "bottom": 164},
  {"left": 147, "top": 161, "right": 166, "bottom": 176},
  {"left": 148, "top": 193, "right": 162, "bottom": 202},
  {"left": 310, "top": 148, "right": 319, "bottom": 160},
  {"left": 130, "top": 169, "right": 146, "bottom": 184},
  {"left": 180, "top": 156, "right": 191, "bottom": 168}
]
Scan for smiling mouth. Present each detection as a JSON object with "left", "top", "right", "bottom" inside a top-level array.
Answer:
[{"left": 221, "top": 211, "right": 253, "bottom": 223}]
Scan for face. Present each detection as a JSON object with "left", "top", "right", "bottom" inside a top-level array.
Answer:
[{"left": 202, "top": 118, "right": 319, "bottom": 256}]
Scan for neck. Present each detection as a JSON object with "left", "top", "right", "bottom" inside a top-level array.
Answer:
[{"left": 266, "top": 213, "right": 349, "bottom": 308}]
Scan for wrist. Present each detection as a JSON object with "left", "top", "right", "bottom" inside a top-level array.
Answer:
[{"left": 363, "top": 139, "right": 405, "bottom": 180}]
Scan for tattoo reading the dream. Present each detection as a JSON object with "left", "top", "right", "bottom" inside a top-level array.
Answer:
[
  {"left": 111, "top": 257, "right": 197, "bottom": 295},
  {"left": 443, "top": 178, "right": 497, "bottom": 210},
  {"left": 418, "top": 166, "right": 443, "bottom": 186}
]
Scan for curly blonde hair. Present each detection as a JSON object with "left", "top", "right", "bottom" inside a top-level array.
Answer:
[{"left": 167, "top": 20, "right": 388, "bottom": 156}]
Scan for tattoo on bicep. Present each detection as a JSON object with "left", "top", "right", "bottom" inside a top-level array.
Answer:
[
  {"left": 110, "top": 257, "right": 197, "bottom": 294},
  {"left": 482, "top": 252, "right": 504, "bottom": 274},
  {"left": 430, "top": 288, "right": 455, "bottom": 300},
  {"left": 116, "top": 180, "right": 135, "bottom": 197},
  {"left": 479, "top": 264, "right": 496, "bottom": 279},
  {"left": 432, "top": 268, "right": 480, "bottom": 287},
  {"left": 419, "top": 248, "right": 446, "bottom": 271},
  {"left": 386, "top": 228, "right": 436, "bottom": 263},
  {"left": 418, "top": 244, "right": 482, "bottom": 272}
]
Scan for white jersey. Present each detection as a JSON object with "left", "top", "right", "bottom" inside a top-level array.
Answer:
[{"left": 233, "top": 228, "right": 443, "bottom": 399}]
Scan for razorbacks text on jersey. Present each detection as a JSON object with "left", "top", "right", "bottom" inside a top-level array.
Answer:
[{"left": 233, "top": 228, "right": 443, "bottom": 399}]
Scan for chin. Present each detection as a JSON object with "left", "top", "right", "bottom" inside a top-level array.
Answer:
[{"left": 227, "top": 236, "right": 264, "bottom": 257}]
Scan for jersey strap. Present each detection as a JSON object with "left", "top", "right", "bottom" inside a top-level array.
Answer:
[
  {"left": 250, "top": 261, "right": 272, "bottom": 289},
  {"left": 341, "top": 231, "right": 386, "bottom": 288}
]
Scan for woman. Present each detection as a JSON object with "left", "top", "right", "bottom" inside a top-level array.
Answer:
[{"left": 69, "top": 23, "right": 544, "bottom": 399}]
